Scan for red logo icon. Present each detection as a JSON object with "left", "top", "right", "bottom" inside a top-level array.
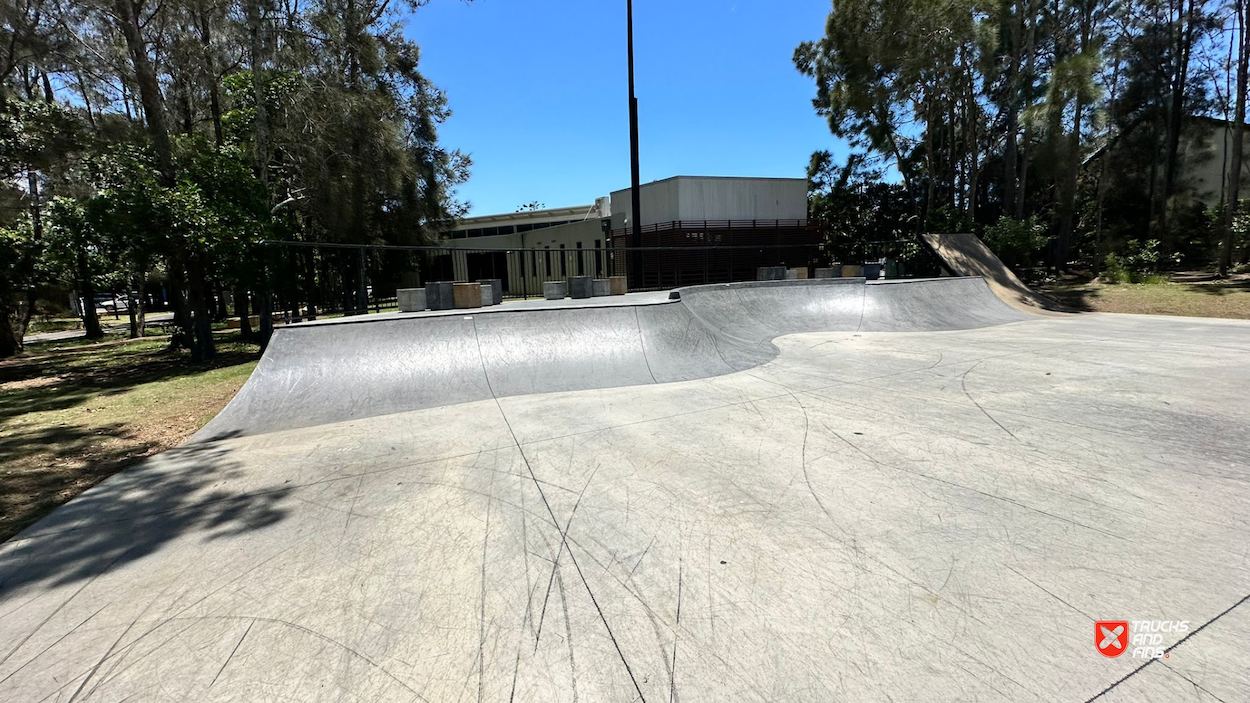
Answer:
[{"left": 1097, "top": 621, "right": 1129, "bottom": 657}]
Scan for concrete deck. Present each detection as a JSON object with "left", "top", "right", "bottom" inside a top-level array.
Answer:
[{"left": 1, "top": 278, "right": 1247, "bottom": 701}]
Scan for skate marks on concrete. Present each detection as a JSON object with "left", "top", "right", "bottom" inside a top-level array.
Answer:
[
  {"left": 1, "top": 311, "right": 1248, "bottom": 701},
  {"left": 198, "top": 277, "right": 1029, "bottom": 439}
]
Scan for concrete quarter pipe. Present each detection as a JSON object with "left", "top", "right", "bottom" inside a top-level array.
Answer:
[
  {"left": 198, "top": 277, "right": 1029, "bottom": 439},
  {"left": 2, "top": 276, "right": 1249, "bottom": 702}
]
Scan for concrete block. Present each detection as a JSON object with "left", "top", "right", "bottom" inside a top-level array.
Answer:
[
  {"left": 592, "top": 279, "right": 610, "bottom": 296},
  {"left": 757, "top": 266, "right": 787, "bottom": 281},
  {"left": 397, "top": 288, "right": 427, "bottom": 312},
  {"left": 453, "top": 282, "right": 482, "bottom": 309},
  {"left": 476, "top": 279, "right": 502, "bottom": 306},
  {"left": 814, "top": 267, "right": 839, "bottom": 279},
  {"left": 425, "top": 281, "right": 455, "bottom": 310},
  {"left": 544, "top": 281, "right": 568, "bottom": 300},
  {"left": 841, "top": 264, "right": 863, "bottom": 278},
  {"left": 787, "top": 267, "right": 809, "bottom": 280},
  {"left": 569, "top": 276, "right": 593, "bottom": 299},
  {"left": 863, "top": 263, "right": 883, "bottom": 280},
  {"left": 609, "top": 276, "right": 628, "bottom": 295}
]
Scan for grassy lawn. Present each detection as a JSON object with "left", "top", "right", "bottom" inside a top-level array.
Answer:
[
  {"left": 0, "top": 333, "right": 260, "bottom": 542},
  {"left": 1040, "top": 275, "right": 1250, "bottom": 319}
]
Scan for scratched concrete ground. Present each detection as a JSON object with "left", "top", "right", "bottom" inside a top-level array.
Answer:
[{"left": 2, "top": 290, "right": 1249, "bottom": 701}]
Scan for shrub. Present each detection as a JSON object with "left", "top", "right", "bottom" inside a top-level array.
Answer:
[{"left": 981, "top": 216, "right": 1050, "bottom": 269}]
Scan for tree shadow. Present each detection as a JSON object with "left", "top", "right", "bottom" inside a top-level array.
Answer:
[
  {"left": 0, "top": 338, "right": 259, "bottom": 424},
  {"left": 0, "top": 430, "right": 292, "bottom": 594},
  {"left": 0, "top": 422, "right": 165, "bottom": 541},
  {"left": 1180, "top": 281, "right": 1250, "bottom": 297},
  {"left": 1038, "top": 285, "right": 1101, "bottom": 312}
]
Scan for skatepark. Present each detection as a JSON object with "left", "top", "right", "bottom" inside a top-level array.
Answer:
[{"left": 2, "top": 268, "right": 1249, "bottom": 701}]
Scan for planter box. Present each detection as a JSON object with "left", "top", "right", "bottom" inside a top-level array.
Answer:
[
  {"left": 609, "top": 276, "right": 628, "bottom": 295},
  {"left": 397, "top": 288, "right": 426, "bottom": 312},
  {"left": 787, "top": 267, "right": 809, "bottom": 280},
  {"left": 841, "top": 264, "right": 863, "bottom": 278},
  {"left": 476, "top": 279, "right": 502, "bottom": 305},
  {"left": 544, "top": 281, "right": 568, "bottom": 300},
  {"left": 592, "top": 279, "right": 610, "bottom": 296},
  {"left": 425, "top": 281, "right": 455, "bottom": 310},
  {"left": 569, "top": 276, "right": 593, "bottom": 299},
  {"left": 226, "top": 315, "right": 260, "bottom": 329},
  {"left": 757, "top": 266, "right": 787, "bottom": 281},
  {"left": 814, "top": 267, "right": 839, "bottom": 279},
  {"left": 452, "top": 282, "right": 482, "bottom": 309},
  {"left": 862, "top": 263, "right": 883, "bottom": 280}
]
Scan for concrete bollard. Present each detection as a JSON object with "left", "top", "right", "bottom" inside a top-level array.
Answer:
[
  {"left": 609, "top": 276, "right": 628, "bottom": 295},
  {"left": 787, "top": 267, "right": 809, "bottom": 280},
  {"left": 757, "top": 266, "right": 787, "bottom": 281},
  {"left": 862, "top": 263, "right": 883, "bottom": 280},
  {"left": 814, "top": 267, "right": 838, "bottom": 279},
  {"left": 425, "top": 281, "right": 455, "bottom": 310},
  {"left": 476, "top": 279, "right": 502, "bottom": 305},
  {"left": 453, "top": 282, "right": 482, "bottom": 309},
  {"left": 397, "top": 288, "right": 427, "bottom": 312},
  {"left": 592, "top": 279, "right": 610, "bottom": 296},
  {"left": 841, "top": 264, "right": 863, "bottom": 278},
  {"left": 544, "top": 281, "right": 568, "bottom": 300},
  {"left": 569, "top": 276, "right": 593, "bottom": 299}
]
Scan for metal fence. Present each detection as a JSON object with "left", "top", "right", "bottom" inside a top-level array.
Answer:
[{"left": 254, "top": 238, "right": 942, "bottom": 322}]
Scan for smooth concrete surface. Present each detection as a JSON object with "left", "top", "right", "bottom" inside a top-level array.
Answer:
[
  {"left": 197, "top": 278, "right": 1026, "bottom": 439},
  {"left": 569, "top": 276, "right": 593, "bottom": 300},
  {"left": 477, "top": 279, "right": 503, "bottom": 306},
  {"left": 544, "top": 281, "right": 567, "bottom": 300},
  {"left": 424, "top": 281, "right": 454, "bottom": 311},
  {"left": 396, "top": 288, "right": 426, "bottom": 313},
  {"left": 922, "top": 231, "right": 1068, "bottom": 314},
  {"left": 3, "top": 280, "right": 1249, "bottom": 702}
]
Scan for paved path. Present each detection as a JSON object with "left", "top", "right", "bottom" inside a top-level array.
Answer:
[{"left": 1, "top": 279, "right": 1246, "bottom": 701}]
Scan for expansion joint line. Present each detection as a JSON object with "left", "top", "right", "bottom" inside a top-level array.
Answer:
[
  {"left": 469, "top": 318, "right": 649, "bottom": 702},
  {"left": 1083, "top": 592, "right": 1250, "bottom": 702}
]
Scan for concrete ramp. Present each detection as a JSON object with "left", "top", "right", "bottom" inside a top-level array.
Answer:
[
  {"left": 199, "top": 277, "right": 1028, "bottom": 440},
  {"left": 921, "top": 231, "right": 1068, "bottom": 314}
]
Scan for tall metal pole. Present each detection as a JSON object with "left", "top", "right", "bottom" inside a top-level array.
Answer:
[{"left": 627, "top": 0, "right": 643, "bottom": 288}]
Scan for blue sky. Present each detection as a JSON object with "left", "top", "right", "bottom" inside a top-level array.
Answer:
[{"left": 405, "top": 0, "right": 842, "bottom": 216}]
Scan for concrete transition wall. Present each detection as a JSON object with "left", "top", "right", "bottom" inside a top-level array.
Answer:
[{"left": 198, "top": 277, "right": 1030, "bottom": 440}]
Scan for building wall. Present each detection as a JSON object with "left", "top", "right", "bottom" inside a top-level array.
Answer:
[
  {"left": 439, "top": 219, "right": 612, "bottom": 296},
  {"left": 610, "top": 176, "right": 807, "bottom": 229},
  {"left": 1183, "top": 121, "right": 1250, "bottom": 207}
]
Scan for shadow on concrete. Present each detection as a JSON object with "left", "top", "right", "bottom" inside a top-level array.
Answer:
[{"left": 0, "top": 431, "right": 292, "bottom": 594}]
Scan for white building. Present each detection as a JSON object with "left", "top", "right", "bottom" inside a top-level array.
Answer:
[{"left": 435, "top": 176, "right": 812, "bottom": 294}]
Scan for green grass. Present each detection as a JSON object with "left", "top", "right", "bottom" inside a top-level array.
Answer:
[
  {"left": 1041, "top": 277, "right": 1250, "bottom": 318},
  {"left": 0, "top": 333, "right": 261, "bottom": 542}
]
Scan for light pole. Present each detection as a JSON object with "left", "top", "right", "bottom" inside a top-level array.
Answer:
[{"left": 627, "top": 0, "right": 643, "bottom": 288}]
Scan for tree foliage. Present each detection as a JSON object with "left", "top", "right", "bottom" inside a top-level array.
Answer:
[
  {"left": 0, "top": 0, "right": 469, "bottom": 357},
  {"left": 798, "top": 0, "right": 1244, "bottom": 275}
]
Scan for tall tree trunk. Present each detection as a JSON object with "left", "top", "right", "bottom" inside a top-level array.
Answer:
[
  {"left": 78, "top": 251, "right": 104, "bottom": 339},
  {"left": 234, "top": 286, "right": 253, "bottom": 340},
  {"left": 1017, "top": 1, "right": 1036, "bottom": 219},
  {"left": 1222, "top": 0, "right": 1249, "bottom": 276},
  {"left": 1161, "top": 0, "right": 1197, "bottom": 238},
  {"left": 246, "top": 0, "right": 270, "bottom": 188},
  {"left": 112, "top": 0, "right": 174, "bottom": 183}
]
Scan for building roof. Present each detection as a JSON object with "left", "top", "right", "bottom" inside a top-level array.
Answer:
[{"left": 450, "top": 204, "right": 597, "bottom": 230}]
